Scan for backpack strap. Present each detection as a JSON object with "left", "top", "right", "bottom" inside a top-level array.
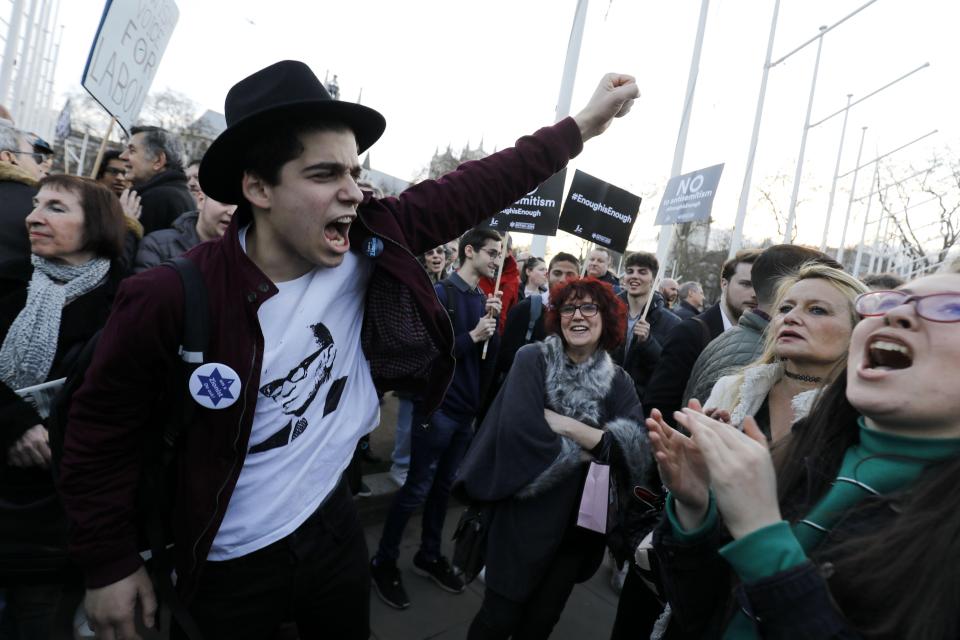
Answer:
[
  {"left": 441, "top": 279, "right": 458, "bottom": 326},
  {"left": 145, "top": 256, "right": 209, "bottom": 640},
  {"left": 525, "top": 295, "right": 543, "bottom": 342}
]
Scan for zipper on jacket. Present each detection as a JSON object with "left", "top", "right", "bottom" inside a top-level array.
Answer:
[{"left": 189, "top": 341, "right": 258, "bottom": 573}]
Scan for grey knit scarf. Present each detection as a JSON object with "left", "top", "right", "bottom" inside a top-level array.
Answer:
[{"left": 0, "top": 254, "right": 109, "bottom": 390}]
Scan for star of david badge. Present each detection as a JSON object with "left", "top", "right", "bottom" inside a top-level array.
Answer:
[{"left": 189, "top": 362, "right": 241, "bottom": 409}]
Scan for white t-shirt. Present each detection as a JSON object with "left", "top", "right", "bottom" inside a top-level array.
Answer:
[{"left": 209, "top": 228, "right": 380, "bottom": 560}]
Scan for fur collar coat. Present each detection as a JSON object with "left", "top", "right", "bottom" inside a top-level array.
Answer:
[{"left": 704, "top": 362, "right": 819, "bottom": 429}]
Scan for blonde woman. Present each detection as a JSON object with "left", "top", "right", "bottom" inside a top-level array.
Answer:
[{"left": 704, "top": 264, "right": 868, "bottom": 442}]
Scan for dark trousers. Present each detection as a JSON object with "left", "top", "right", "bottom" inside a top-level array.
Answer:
[
  {"left": 610, "top": 567, "right": 664, "bottom": 640},
  {"left": 173, "top": 479, "right": 369, "bottom": 640},
  {"left": 467, "top": 545, "right": 591, "bottom": 640},
  {"left": 375, "top": 409, "right": 473, "bottom": 563}
]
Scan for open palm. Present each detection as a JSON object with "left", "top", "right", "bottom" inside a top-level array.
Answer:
[{"left": 645, "top": 404, "right": 709, "bottom": 512}]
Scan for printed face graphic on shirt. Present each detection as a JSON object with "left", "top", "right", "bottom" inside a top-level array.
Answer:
[{"left": 250, "top": 322, "right": 348, "bottom": 454}]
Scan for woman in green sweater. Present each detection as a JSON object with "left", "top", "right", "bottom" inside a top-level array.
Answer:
[{"left": 648, "top": 270, "right": 960, "bottom": 639}]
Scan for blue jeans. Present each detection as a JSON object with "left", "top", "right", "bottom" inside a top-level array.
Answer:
[
  {"left": 376, "top": 409, "right": 474, "bottom": 563},
  {"left": 390, "top": 397, "right": 414, "bottom": 472}
]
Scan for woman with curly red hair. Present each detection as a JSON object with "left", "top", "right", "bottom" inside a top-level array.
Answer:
[{"left": 456, "top": 277, "right": 654, "bottom": 639}]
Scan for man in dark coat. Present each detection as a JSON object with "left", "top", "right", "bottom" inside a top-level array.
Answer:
[
  {"left": 586, "top": 247, "right": 621, "bottom": 291},
  {"left": 120, "top": 125, "right": 195, "bottom": 234},
  {"left": 134, "top": 191, "right": 237, "bottom": 272},
  {"left": 642, "top": 249, "right": 759, "bottom": 424},
  {"left": 673, "top": 281, "right": 704, "bottom": 320},
  {"left": 0, "top": 123, "right": 47, "bottom": 265},
  {"left": 612, "top": 251, "right": 680, "bottom": 400}
]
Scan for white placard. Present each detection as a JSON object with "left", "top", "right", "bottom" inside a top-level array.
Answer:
[{"left": 81, "top": 0, "right": 180, "bottom": 134}]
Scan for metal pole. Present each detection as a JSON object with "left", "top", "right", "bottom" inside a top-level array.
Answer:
[
  {"left": 868, "top": 186, "right": 889, "bottom": 273},
  {"left": 656, "top": 0, "right": 710, "bottom": 270},
  {"left": 729, "top": 0, "right": 779, "bottom": 258},
  {"left": 531, "top": 0, "right": 589, "bottom": 259},
  {"left": 10, "top": 0, "right": 40, "bottom": 122},
  {"left": 808, "top": 62, "right": 929, "bottom": 129},
  {"left": 836, "top": 127, "right": 868, "bottom": 264},
  {"left": 0, "top": 0, "right": 27, "bottom": 105},
  {"left": 852, "top": 161, "right": 880, "bottom": 276},
  {"left": 768, "top": 0, "right": 879, "bottom": 68},
  {"left": 784, "top": 26, "right": 827, "bottom": 243},
  {"left": 76, "top": 130, "right": 90, "bottom": 176},
  {"left": 820, "top": 93, "right": 852, "bottom": 252}
]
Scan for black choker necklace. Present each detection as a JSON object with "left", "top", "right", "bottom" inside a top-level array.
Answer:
[{"left": 784, "top": 369, "right": 822, "bottom": 384}]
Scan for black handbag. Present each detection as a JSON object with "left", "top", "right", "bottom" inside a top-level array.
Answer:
[{"left": 451, "top": 502, "right": 493, "bottom": 584}]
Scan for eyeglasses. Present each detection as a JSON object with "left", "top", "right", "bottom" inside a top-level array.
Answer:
[
  {"left": 479, "top": 248, "right": 502, "bottom": 260},
  {"left": 558, "top": 303, "right": 600, "bottom": 318},
  {"left": 6, "top": 149, "right": 51, "bottom": 165},
  {"left": 855, "top": 290, "right": 960, "bottom": 323}
]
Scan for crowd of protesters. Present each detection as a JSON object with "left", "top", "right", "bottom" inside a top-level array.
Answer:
[{"left": 0, "top": 59, "right": 958, "bottom": 640}]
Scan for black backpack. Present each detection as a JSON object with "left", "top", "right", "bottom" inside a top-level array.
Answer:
[{"left": 46, "top": 256, "right": 209, "bottom": 639}]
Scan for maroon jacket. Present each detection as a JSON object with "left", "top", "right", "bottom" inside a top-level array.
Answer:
[{"left": 59, "top": 118, "right": 582, "bottom": 597}]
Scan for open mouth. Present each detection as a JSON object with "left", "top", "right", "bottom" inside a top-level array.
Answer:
[
  {"left": 865, "top": 336, "right": 913, "bottom": 371},
  {"left": 323, "top": 215, "right": 353, "bottom": 252},
  {"left": 568, "top": 325, "right": 590, "bottom": 334}
]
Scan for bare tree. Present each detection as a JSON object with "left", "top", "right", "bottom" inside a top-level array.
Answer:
[{"left": 877, "top": 150, "right": 960, "bottom": 274}]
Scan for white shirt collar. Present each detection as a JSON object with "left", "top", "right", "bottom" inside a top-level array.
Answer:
[{"left": 719, "top": 302, "right": 734, "bottom": 332}]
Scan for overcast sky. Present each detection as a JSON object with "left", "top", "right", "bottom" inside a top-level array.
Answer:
[{"left": 50, "top": 0, "right": 960, "bottom": 257}]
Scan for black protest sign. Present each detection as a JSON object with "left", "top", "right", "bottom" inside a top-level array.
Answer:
[
  {"left": 558, "top": 170, "right": 641, "bottom": 253},
  {"left": 655, "top": 163, "right": 724, "bottom": 225},
  {"left": 483, "top": 169, "right": 565, "bottom": 236}
]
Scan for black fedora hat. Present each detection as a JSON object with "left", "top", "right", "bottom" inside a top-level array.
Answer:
[{"left": 199, "top": 60, "right": 386, "bottom": 204}]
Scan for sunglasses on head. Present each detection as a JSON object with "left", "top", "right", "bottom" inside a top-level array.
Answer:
[{"left": 855, "top": 290, "right": 960, "bottom": 323}]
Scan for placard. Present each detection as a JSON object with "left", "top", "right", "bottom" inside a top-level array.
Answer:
[
  {"left": 557, "top": 170, "right": 641, "bottom": 253},
  {"left": 655, "top": 163, "right": 724, "bottom": 225},
  {"left": 484, "top": 169, "right": 565, "bottom": 236},
  {"left": 82, "top": 0, "right": 180, "bottom": 133}
]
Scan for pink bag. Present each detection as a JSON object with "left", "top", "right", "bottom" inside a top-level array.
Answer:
[{"left": 577, "top": 462, "right": 610, "bottom": 533}]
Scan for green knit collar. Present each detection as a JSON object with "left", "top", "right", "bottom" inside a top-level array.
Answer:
[{"left": 857, "top": 416, "right": 960, "bottom": 462}]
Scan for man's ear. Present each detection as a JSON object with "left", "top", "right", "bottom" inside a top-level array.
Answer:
[
  {"left": 242, "top": 171, "right": 271, "bottom": 210},
  {"left": 0, "top": 149, "right": 17, "bottom": 165},
  {"left": 719, "top": 278, "right": 729, "bottom": 292},
  {"left": 153, "top": 150, "right": 167, "bottom": 171}
]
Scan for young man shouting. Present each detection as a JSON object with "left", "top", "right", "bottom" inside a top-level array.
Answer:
[{"left": 59, "top": 60, "right": 638, "bottom": 639}]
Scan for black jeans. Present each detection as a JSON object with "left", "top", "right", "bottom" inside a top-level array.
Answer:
[
  {"left": 467, "top": 545, "right": 591, "bottom": 640},
  {"left": 173, "top": 479, "right": 369, "bottom": 640}
]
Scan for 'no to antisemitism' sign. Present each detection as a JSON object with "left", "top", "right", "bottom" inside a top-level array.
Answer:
[
  {"left": 82, "top": 0, "right": 180, "bottom": 134},
  {"left": 654, "top": 163, "right": 724, "bottom": 226}
]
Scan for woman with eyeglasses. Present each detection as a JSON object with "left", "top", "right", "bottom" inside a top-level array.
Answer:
[
  {"left": 702, "top": 263, "right": 868, "bottom": 442},
  {"left": 647, "top": 267, "right": 960, "bottom": 638},
  {"left": 457, "top": 277, "right": 654, "bottom": 639},
  {"left": 0, "top": 175, "right": 127, "bottom": 637},
  {"left": 419, "top": 244, "right": 447, "bottom": 285}
]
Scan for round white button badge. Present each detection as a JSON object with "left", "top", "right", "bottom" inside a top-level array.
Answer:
[{"left": 189, "top": 362, "right": 242, "bottom": 410}]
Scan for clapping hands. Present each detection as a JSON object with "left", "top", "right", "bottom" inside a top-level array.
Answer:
[{"left": 646, "top": 400, "right": 782, "bottom": 539}]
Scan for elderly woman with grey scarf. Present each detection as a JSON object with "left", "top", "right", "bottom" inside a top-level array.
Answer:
[
  {"left": 457, "top": 277, "right": 654, "bottom": 640},
  {"left": 0, "top": 174, "right": 126, "bottom": 638}
]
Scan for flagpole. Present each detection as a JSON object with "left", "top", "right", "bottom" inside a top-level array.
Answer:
[
  {"left": 531, "top": 0, "right": 589, "bottom": 259},
  {"left": 655, "top": 0, "right": 710, "bottom": 273}
]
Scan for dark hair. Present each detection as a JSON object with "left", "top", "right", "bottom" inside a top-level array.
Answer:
[
  {"left": 458, "top": 227, "right": 501, "bottom": 265},
  {"left": 544, "top": 277, "right": 627, "bottom": 352},
  {"left": 548, "top": 252, "right": 580, "bottom": 270},
  {"left": 240, "top": 115, "right": 353, "bottom": 188},
  {"left": 96, "top": 150, "right": 124, "bottom": 179},
  {"left": 773, "top": 372, "right": 960, "bottom": 639},
  {"left": 520, "top": 256, "right": 546, "bottom": 287},
  {"left": 624, "top": 251, "right": 659, "bottom": 277},
  {"left": 751, "top": 244, "right": 843, "bottom": 306},
  {"left": 130, "top": 125, "right": 184, "bottom": 172},
  {"left": 721, "top": 248, "right": 761, "bottom": 282},
  {"left": 861, "top": 272, "right": 906, "bottom": 291},
  {"left": 38, "top": 174, "right": 125, "bottom": 260}
]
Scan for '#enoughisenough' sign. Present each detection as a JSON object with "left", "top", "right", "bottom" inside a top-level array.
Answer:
[{"left": 558, "top": 170, "right": 641, "bottom": 253}]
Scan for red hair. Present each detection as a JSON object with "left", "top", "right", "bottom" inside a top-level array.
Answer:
[{"left": 545, "top": 277, "right": 627, "bottom": 352}]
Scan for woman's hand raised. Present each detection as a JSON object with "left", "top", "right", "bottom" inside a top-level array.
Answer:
[
  {"left": 645, "top": 402, "right": 710, "bottom": 530},
  {"left": 674, "top": 408, "right": 782, "bottom": 539}
]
